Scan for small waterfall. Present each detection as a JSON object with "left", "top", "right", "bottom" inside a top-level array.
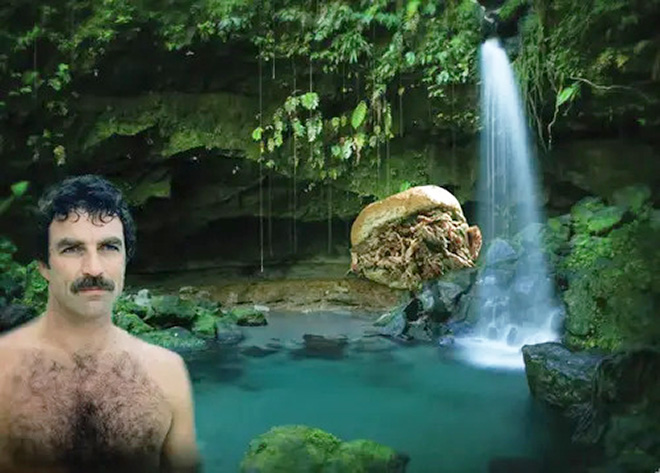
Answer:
[{"left": 456, "top": 38, "right": 560, "bottom": 369}]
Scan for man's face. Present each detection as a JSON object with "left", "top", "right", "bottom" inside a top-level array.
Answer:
[{"left": 38, "top": 211, "right": 126, "bottom": 320}]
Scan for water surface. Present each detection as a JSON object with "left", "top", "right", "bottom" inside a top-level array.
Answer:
[{"left": 187, "top": 312, "right": 566, "bottom": 473}]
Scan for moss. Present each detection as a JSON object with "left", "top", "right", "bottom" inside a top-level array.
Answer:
[
  {"left": 240, "top": 425, "right": 404, "bottom": 473},
  {"left": 192, "top": 311, "right": 218, "bottom": 337},
  {"left": 113, "top": 312, "right": 154, "bottom": 334},
  {"left": 228, "top": 306, "right": 267, "bottom": 326},
  {"left": 84, "top": 93, "right": 259, "bottom": 159},
  {"left": 561, "top": 207, "right": 660, "bottom": 351},
  {"left": 240, "top": 425, "right": 340, "bottom": 473},
  {"left": 324, "top": 439, "right": 404, "bottom": 473},
  {"left": 571, "top": 197, "right": 626, "bottom": 235}
]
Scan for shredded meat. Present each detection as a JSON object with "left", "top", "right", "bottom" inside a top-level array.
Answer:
[{"left": 351, "top": 209, "right": 481, "bottom": 290}]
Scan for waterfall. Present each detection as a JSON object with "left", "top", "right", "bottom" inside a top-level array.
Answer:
[{"left": 456, "top": 38, "right": 560, "bottom": 369}]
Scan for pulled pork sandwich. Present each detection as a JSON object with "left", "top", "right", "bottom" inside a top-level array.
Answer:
[{"left": 350, "top": 185, "right": 482, "bottom": 290}]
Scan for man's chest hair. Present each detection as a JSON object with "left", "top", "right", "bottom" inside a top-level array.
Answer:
[{"left": 1, "top": 349, "right": 170, "bottom": 466}]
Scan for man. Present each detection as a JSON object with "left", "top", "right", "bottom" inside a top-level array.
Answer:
[{"left": 0, "top": 175, "right": 201, "bottom": 473}]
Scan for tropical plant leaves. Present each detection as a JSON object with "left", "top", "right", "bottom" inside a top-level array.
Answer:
[{"left": 351, "top": 101, "right": 367, "bottom": 129}]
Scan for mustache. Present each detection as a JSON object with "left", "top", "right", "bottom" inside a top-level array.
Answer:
[{"left": 71, "top": 275, "right": 115, "bottom": 293}]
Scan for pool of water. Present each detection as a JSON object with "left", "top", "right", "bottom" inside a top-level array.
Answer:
[{"left": 185, "top": 311, "right": 569, "bottom": 473}]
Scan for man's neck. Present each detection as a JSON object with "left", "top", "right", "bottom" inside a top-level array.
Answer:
[{"left": 36, "top": 305, "right": 119, "bottom": 356}]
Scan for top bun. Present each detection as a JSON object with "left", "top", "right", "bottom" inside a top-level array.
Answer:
[{"left": 350, "top": 185, "right": 465, "bottom": 246}]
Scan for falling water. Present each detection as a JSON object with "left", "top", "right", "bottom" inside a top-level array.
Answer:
[{"left": 456, "top": 38, "right": 560, "bottom": 369}]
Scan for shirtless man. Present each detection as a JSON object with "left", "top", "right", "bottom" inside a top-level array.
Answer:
[{"left": 0, "top": 175, "right": 201, "bottom": 473}]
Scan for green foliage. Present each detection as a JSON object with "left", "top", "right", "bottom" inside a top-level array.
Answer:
[
  {"left": 0, "top": 181, "right": 30, "bottom": 216},
  {"left": 513, "top": 0, "right": 660, "bottom": 148},
  {"left": 21, "top": 261, "right": 49, "bottom": 314},
  {"left": 0, "top": 238, "right": 23, "bottom": 307},
  {"left": 560, "top": 194, "right": 660, "bottom": 351},
  {"left": 0, "top": 240, "right": 48, "bottom": 315}
]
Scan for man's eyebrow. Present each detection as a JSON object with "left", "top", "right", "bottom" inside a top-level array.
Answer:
[
  {"left": 55, "top": 238, "right": 83, "bottom": 249},
  {"left": 100, "top": 237, "right": 124, "bottom": 247}
]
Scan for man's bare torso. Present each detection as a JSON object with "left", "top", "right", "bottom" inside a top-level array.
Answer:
[{"left": 0, "top": 323, "right": 175, "bottom": 473}]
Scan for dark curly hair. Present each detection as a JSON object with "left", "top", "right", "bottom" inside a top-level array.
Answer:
[{"left": 36, "top": 175, "right": 136, "bottom": 265}]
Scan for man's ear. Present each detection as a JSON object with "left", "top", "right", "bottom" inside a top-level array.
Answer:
[{"left": 37, "top": 260, "right": 51, "bottom": 282}]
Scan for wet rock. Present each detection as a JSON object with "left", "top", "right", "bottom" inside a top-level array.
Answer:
[
  {"left": 484, "top": 238, "right": 517, "bottom": 266},
  {"left": 419, "top": 280, "right": 464, "bottom": 322},
  {"left": 374, "top": 309, "right": 406, "bottom": 338},
  {"left": 522, "top": 342, "right": 602, "bottom": 410}
]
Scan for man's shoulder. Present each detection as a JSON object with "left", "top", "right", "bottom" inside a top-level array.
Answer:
[
  {"left": 0, "top": 322, "right": 37, "bottom": 354},
  {"left": 0, "top": 322, "right": 41, "bottom": 377},
  {"left": 124, "top": 331, "right": 185, "bottom": 367},
  {"left": 122, "top": 331, "right": 189, "bottom": 388}
]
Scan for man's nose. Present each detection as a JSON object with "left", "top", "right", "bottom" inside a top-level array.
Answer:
[{"left": 81, "top": 249, "right": 104, "bottom": 276}]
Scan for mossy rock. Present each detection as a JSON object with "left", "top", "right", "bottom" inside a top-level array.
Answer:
[
  {"left": 323, "top": 439, "right": 409, "bottom": 473},
  {"left": 522, "top": 342, "right": 602, "bottom": 410},
  {"left": 571, "top": 197, "right": 626, "bottom": 236},
  {"left": 192, "top": 311, "right": 219, "bottom": 338},
  {"left": 113, "top": 312, "right": 154, "bottom": 335},
  {"left": 241, "top": 425, "right": 340, "bottom": 472},
  {"left": 230, "top": 307, "right": 268, "bottom": 327},
  {"left": 149, "top": 295, "right": 199, "bottom": 328},
  {"left": 114, "top": 293, "right": 152, "bottom": 320},
  {"left": 240, "top": 425, "right": 407, "bottom": 473},
  {"left": 560, "top": 201, "right": 660, "bottom": 351},
  {"left": 138, "top": 327, "right": 208, "bottom": 351}
]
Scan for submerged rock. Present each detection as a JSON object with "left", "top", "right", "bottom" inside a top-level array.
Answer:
[
  {"left": 291, "top": 334, "right": 349, "bottom": 360},
  {"left": 240, "top": 425, "right": 408, "bottom": 473}
]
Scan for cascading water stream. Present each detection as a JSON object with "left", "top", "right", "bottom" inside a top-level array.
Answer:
[{"left": 456, "top": 38, "right": 560, "bottom": 369}]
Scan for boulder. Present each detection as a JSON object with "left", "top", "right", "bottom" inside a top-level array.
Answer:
[
  {"left": 522, "top": 342, "right": 602, "bottom": 410},
  {"left": 240, "top": 425, "right": 408, "bottom": 473}
]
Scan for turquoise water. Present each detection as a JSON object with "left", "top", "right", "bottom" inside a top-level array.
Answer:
[{"left": 186, "top": 312, "right": 564, "bottom": 473}]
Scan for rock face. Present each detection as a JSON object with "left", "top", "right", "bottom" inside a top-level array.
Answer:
[
  {"left": 240, "top": 425, "right": 409, "bottom": 473},
  {"left": 554, "top": 186, "right": 660, "bottom": 351},
  {"left": 350, "top": 186, "right": 482, "bottom": 290}
]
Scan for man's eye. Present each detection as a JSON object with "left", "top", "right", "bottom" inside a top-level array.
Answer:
[
  {"left": 62, "top": 246, "right": 81, "bottom": 254},
  {"left": 101, "top": 244, "right": 120, "bottom": 251}
]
